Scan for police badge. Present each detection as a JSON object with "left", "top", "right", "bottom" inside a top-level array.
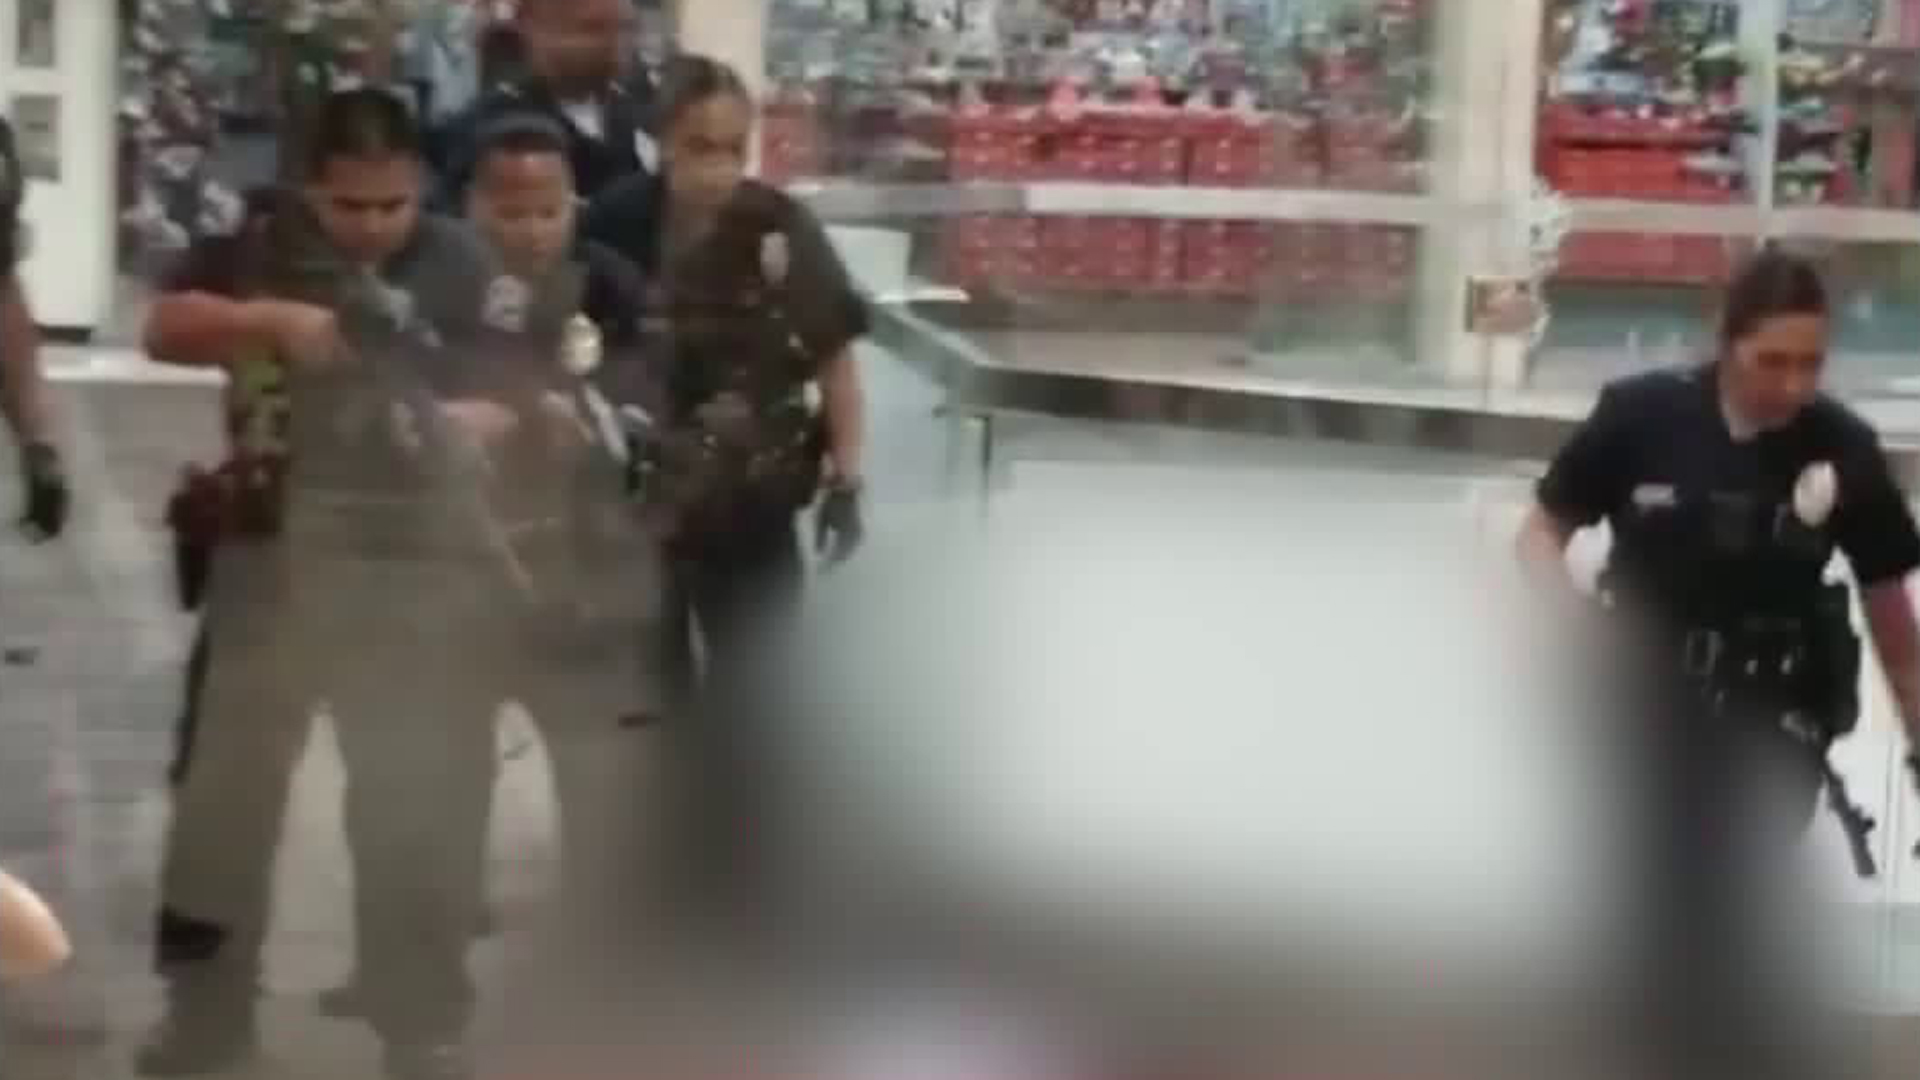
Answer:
[
  {"left": 760, "top": 231, "right": 790, "bottom": 286},
  {"left": 483, "top": 274, "right": 532, "bottom": 333},
  {"left": 560, "top": 313, "right": 603, "bottom": 376}
]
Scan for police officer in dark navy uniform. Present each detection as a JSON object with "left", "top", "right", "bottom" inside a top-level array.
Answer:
[
  {"left": 0, "top": 116, "right": 69, "bottom": 540},
  {"left": 583, "top": 55, "right": 869, "bottom": 931},
  {"left": 1519, "top": 249, "right": 1920, "bottom": 1079},
  {"left": 431, "top": 0, "right": 657, "bottom": 207}
]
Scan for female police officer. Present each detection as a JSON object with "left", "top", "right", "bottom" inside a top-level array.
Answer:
[
  {"left": 582, "top": 53, "right": 869, "bottom": 927},
  {"left": 1517, "top": 248, "right": 1920, "bottom": 1077}
]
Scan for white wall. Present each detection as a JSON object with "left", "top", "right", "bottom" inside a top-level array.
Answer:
[{"left": 0, "top": 0, "right": 117, "bottom": 331}]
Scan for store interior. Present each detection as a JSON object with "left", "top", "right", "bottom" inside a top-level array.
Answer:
[
  {"left": 98, "top": 0, "right": 1920, "bottom": 408},
  {"left": 12, "top": 1, "right": 1920, "bottom": 1064}
]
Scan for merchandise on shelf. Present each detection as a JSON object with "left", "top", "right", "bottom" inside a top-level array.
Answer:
[
  {"left": 1774, "top": 37, "right": 1919, "bottom": 209},
  {"left": 767, "top": 0, "right": 1432, "bottom": 301},
  {"left": 1539, "top": 0, "right": 1752, "bottom": 285}
]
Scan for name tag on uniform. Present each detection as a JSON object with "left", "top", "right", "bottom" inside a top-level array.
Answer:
[{"left": 1631, "top": 483, "right": 1678, "bottom": 511}]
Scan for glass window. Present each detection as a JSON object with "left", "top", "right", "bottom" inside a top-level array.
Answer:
[
  {"left": 765, "top": 0, "right": 1450, "bottom": 401},
  {"left": 1536, "top": 0, "right": 1920, "bottom": 408}
]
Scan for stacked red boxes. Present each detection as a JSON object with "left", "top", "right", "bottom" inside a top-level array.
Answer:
[
  {"left": 760, "top": 102, "right": 825, "bottom": 183},
  {"left": 1183, "top": 220, "right": 1280, "bottom": 297},
  {"left": 951, "top": 110, "right": 1056, "bottom": 181},
  {"left": 1282, "top": 223, "right": 1343, "bottom": 300},
  {"left": 1540, "top": 103, "right": 1745, "bottom": 283},
  {"left": 1039, "top": 216, "right": 1179, "bottom": 289},
  {"left": 941, "top": 215, "right": 1044, "bottom": 290},
  {"left": 1052, "top": 112, "right": 1187, "bottom": 184},
  {"left": 1187, "top": 113, "right": 1321, "bottom": 188},
  {"left": 1340, "top": 225, "right": 1416, "bottom": 302},
  {"left": 1324, "top": 113, "right": 1416, "bottom": 193},
  {"left": 1556, "top": 232, "right": 1733, "bottom": 285}
]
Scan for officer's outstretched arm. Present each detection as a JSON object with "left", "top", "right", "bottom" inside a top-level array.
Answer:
[
  {"left": 0, "top": 275, "right": 49, "bottom": 447},
  {"left": 1862, "top": 582, "right": 1920, "bottom": 740},
  {"left": 0, "top": 867, "right": 69, "bottom": 980},
  {"left": 1515, "top": 504, "right": 1580, "bottom": 595}
]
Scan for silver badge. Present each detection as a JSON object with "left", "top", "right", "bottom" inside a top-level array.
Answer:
[
  {"left": 760, "top": 232, "right": 791, "bottom": 285},
  {"left": 375, "top": 280, "right": 415, "bottom": 328},
  {"left": 483, "top": 274, "right": 531, "bottom": 332},
  {"left": 560, "top": 313, "right": 602, "bottom": 376},
  {"left": 633, "top": 129, "right": 659, "bottom": 173}
]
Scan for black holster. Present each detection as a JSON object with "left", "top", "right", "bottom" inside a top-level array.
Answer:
[{"left": 1805, "top": 583, "right": 1862, "bottom": 740}]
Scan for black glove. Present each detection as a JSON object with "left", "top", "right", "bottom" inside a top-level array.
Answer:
[
  {"left": 1909, "top": 754, "right": 1920, "bottom": 858},
  {"left": 814, "top": 480, "right": 865, "bottom": 566},
  {"left": 18, "top": 441, "right": 67, "bottom": 540}
]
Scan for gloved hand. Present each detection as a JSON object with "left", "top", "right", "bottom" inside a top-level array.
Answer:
[
  {"left": 17, "top": 442, "right": 67, "bottom": 540},
  {"left": 1909, "top": 754, "right": 1920, "bottom": 858},
  {"left": 814, "top": 480, "right": 865, "bottom": 566}
]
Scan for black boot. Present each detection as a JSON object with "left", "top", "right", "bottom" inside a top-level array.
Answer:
[{"left": 134, "top": 990, "right": 258, "bottom": 1077}]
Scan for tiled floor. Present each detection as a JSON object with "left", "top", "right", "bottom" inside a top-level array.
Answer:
[
  {"left": 16, "top": 343, "right": 1920, "bottom": 1077},
  {"left": 0, "top": 343, "right": 967, "bottom": 1077}
]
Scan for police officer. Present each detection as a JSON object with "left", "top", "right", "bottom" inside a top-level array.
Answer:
[
  {"left": 0, "top": 115, "right": 68, "bottom": 540},
  {"left": 1518, "top": 249, "right": 1920, "bottom": 1079},
  {"left": 139, "top": 88, "right": 512, "bottom": 1080},
  {"left": 462, "top": 106, "right": 671, "bottom": 1010},
  {"left": 314, "top": 112, "right": 669, "bottom": 1022},
  {"left": 432, "top": 0, "right": 656, "bottom": 207},
  {"left": 584, "top": 54, "right": 869, "bottom": 925}
]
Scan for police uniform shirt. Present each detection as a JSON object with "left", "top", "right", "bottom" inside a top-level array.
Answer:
[
  {"left": 582, "top": 175, "right": 871, "bottom": 418},
  {"left": 162, "top": 190, "right": 507, "bottom": 496},
  {"left": 1538, "top": 364, "right": 1920, "bottom": 617},
  {"left": 433, "top": 76, "right": 656, "bottom": 206}
]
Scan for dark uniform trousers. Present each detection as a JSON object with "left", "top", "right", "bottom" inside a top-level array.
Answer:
[
  {"left": 661, "top": 507, "right": 808, "bottom": 923},
  {"left": 160, "top": 496, "right": 506, "bottom": 1044},
  {"left": 446, "top": 529, "right": 676, "bottom": 990},
  {"left": 1616, "top": 680, "right": 1854, "bottom": 1080}
]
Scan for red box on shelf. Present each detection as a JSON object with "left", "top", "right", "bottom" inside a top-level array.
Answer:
[
  {"left": 950, "top": 112, "right": 1054, "bottom": 181},
  {"left": 1182, "top": 220, "right": 1280, "bottom": 297},
  {"left": 939, "top": 215, "right": 1044, "bottom": 289},
  {"left": 1186, "top": 114, "right": 1321, "bottom": 188},
  {"left": 1052, "top": 133, "right": 1186, "bottom": 184},
  {"left": 1035, "top": 217, "right": 1171, "bottom": 290}
]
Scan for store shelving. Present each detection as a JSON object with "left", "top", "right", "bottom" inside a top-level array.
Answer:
[{"left": 766, "top": 0, "right": 1434, "bottom": 302}]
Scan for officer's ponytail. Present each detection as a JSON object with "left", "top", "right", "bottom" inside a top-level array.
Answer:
[
  {"left": 656, "top": 54, "right": 751, "bottom": 135},
  {"left": 1718, "top": 247, "right": 1829, "bottom": 350}
]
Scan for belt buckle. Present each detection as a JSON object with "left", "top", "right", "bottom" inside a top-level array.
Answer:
[{"left": 1683, "top": 628, "right": 1722, "bottom": 679}]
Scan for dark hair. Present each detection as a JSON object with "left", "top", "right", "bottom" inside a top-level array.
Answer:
[
  {"left": 1719, "top": 247, "right": 1828, "bottom": 346},
  {"left": 656, "top": 53, "right": 751, "bottom": 134},
  {"left": 302, "top": 87, "right": 421, "bottom": 179},
  {"left": 472, "top": 113, "right": 571, "bottom": 174},
  {"left": 478, "top": 24, "right": 529, "bottom": 89}
]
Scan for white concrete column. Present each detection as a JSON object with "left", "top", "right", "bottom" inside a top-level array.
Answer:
[
  {"left": 1415, "top": 0, "right": 1540, "bottom": 388},
  {"left": 673, "top": 0, "right": 768, "bottom": 97},
  {"left": 672, "top": 0, "right": 768, "bottom": 175}
]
